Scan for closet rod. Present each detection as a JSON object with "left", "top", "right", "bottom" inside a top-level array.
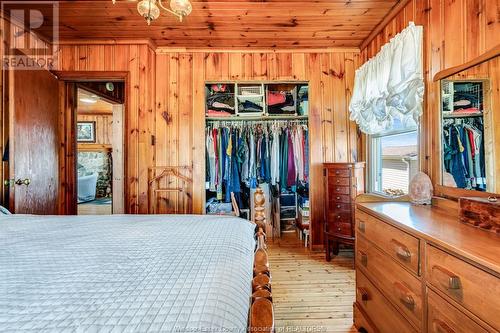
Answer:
[{"left": 206, "top": 115, "right": 308, "bottom": 121}]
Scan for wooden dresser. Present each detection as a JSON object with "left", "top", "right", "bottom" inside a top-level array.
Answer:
[
  {"left": 354, "top": 201, "right": 500, "bottom": 333},
  {"left": 323, "top": 162, "right": 364, "bottom": 261}
]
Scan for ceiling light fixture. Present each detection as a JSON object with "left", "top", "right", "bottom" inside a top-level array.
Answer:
[
  {"left": 79, "top": 95, "right": 99, "bottom": 104},
  {"left": 112, "top": 0, "right": 192, "bottom": 25}
]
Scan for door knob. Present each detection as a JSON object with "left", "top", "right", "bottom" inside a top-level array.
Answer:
[{"left": 15, "top": 178, "right": 31, "bottom": 186}]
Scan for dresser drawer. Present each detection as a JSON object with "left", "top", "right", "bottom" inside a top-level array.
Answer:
[
  {"left": 328, "top": 176, "right": 350, "bottom": 186},
  {"left": 356, "top": 209, "right": 420, "bottom": 275},
  {"left": 328, "top": 222, "right": 352, "bottom": 236},
  {"left": 428, "top": 289, "right": 490, "bottom": 333},
  {"left": 425, "top": 245, "right": 500, "bottom": 330},
  {"left": 357, "top": 234, "right": 423, "bottom": 329},
  {"left": 328, "top": 202, "right": 351, "bottom": 212},
  {"left": 328, "top": 211, "right": 351, "bottom": 223},
  {"left": 356, "top": 271, "right": 417, "bottom": 333},
  {"left": 327, "top": 168, "right": 351, "bottom": 178},
  {"left": 328, "top": 185, "right": 351, "bottom": 195},
  {"left": 329, "top": 194, "right": 351, "bottom": 204}
]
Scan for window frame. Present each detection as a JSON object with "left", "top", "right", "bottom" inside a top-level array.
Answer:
[{"left": 367, "top": 125, "right": 420, "bottom": 196}]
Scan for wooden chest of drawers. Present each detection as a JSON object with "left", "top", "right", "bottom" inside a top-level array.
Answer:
[
  {"left": 354, "top": 201, "right": 500, "bottom": 333},
  {"left": 323, "top": 162, "right": 364, "bottom": 261}
]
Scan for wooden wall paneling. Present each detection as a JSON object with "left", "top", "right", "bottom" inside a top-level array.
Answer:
[
  {"left": 167, "top": 53, "right": 180, "bottom": 213},
  {"left": 77, "top": 114, "right": 113, "bottom": 146},
  {"left": 331, "top": 52, "right": 349, "bottom": 162},
  {"left": 359, "top": 0, "right": 500, "bottom": 190},
  {"left": 345, "top": 52, "right": 359, "bottom": 162},
  {"left": 320, "top": 53, "right": 334, "bottom": 163},
  {"left": 192, "top": 52, "right": 206, "bottom": 214},
  {"left": 305, "top": 53, "right": 325, "bottom": 248},
  {"left": 154, "top": 53, "right": 169, "bottom": 213},
  {"left": 178, "top": 53, "right": 194, "bottom": 213},
  {"left": 56, "top": 43, "right": 156, "bottom": 214}
]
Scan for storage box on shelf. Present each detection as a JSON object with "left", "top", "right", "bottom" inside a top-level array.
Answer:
[
  {"left": 205, "top": 83, "right": 236, "bottom": 118},
  {"left": 266, "top": 84, "right": 297, "bottom": 116},
  {"left": 237, "top": 84, "right": 265, "bottom": 116}
]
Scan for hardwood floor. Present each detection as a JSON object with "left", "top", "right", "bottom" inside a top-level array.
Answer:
[
  {"left": 268, "top": 233, "right": 357, "bottom": 333},
  {"left": 77, "top": 203, "right": 112, "bottom": 215}
]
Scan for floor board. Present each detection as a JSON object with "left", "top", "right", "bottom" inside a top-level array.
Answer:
[{"left": 268, "top": 233, "right": 357, "bottom": 333}]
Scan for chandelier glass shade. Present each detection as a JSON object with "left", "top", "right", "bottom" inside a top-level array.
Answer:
[{"left": 112, "top": 0, "right": 192, "bottom": 25}]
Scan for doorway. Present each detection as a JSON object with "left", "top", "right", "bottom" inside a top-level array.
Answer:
[{"left": 74, "top": 82, "right": 125, "bottom": 215}]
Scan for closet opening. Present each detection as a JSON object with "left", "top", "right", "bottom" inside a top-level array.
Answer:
[
  {"left": 75, "top": 82, "right": 125, "bottom": 215},
  {"left": 205, "top": 82, "right": 310, "bottom": 243}
]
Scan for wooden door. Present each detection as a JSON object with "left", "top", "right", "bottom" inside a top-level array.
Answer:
[{"left": 8, "top": 69, "right": 60, "bottom": 214}]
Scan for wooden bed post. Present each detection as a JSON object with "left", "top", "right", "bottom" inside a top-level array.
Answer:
[{"left": 249, "top": 187, "right": 274, "bottom": 333}]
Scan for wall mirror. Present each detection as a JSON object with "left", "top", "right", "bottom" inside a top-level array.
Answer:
[{"left": 437, "top": 50, "right": 499, "bottom": 197}]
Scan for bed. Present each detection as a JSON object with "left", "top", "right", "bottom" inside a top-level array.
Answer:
[{"left": 0, "top": 210, "right": 273, "bottom": 332}]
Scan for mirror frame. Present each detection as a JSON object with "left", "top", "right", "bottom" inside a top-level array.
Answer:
[{"left": 432, "top": 44, "right": 500, "bottom": 200}]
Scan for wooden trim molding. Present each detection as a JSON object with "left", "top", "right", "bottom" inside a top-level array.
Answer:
[
  {"left": 77, "top": 143, "right": 112, "bottom": 152},
  {"left": 359, "top": 0, "right": 413, "bottom": 51},
  {"left": 53, "top": 71, "right": 129, "bottom": 81},
  {"left": 433, "top": 44, "right": 500, "bottom": 81},
  {"left": 155, "top": 47, "right": 360, "bottom": 54},
  {"left": 57, "top": 39, "right": 157, "bottom": 50}
]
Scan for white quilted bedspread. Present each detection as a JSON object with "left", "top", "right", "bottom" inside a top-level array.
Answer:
[{"left": 0, "top": 214, "right": 256, "bottom": 332}]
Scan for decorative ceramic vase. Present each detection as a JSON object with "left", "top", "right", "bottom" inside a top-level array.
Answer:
[{"left": 409, "top": 172, "right": 433, "bottom": 205}]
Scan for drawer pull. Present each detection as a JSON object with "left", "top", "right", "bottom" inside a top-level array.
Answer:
[
  {"left": 358, "top": 250, "right": 368, "bottom": 267},
  {"left": 356, "top": 287, "right": 369, "bottom": 302},
  {"left": 390, "top": 239, "right": 412, "bottom": 261},
  {"left": 393, "top": 281, "right": 416, "bottom": 311},
  {"left": 432, "top": 265, "right": 461, "bottom": 290},
  {"left": 336, "top": 204, "right": 341, "bottom": 209},
  {"left": 335, "top": 170, "right": 340, "bottom": 175},
  {"left": 336, "top": 196, "right": 340, "bottom": 200},
  {"left": 358, "top": 220, "right": 366, "bottom": 233},
  {"left": 433, "top": 319, "right": 455, "bottom": 333},
  {"left": 336, "top": 215, "right": 341, "bottom": 219},
  {"left": 336, "top": 179, "right": 340, "bottom": 184}
]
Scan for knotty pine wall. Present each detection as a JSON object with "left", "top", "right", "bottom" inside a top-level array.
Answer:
[
  {"left": 56, "top": 46, "right": 361, "bottom": 248},
  {"left": 359, "top": 0, "right": 500, "bottom": 186},
  {"left": 57, "top": 44, "right": 156, "bottom": 214},
  {"left": 77, "top": 114, "right": 113, "bottom": 146}
]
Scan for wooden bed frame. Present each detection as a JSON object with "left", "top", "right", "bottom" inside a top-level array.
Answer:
[{"left": 248, "top": 187, "right": 274, "bottom": 333}]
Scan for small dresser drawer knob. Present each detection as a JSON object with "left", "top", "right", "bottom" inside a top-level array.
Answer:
[
  {"left": 433, "top": 319, "right": 455, "bottom": 333},
  {"left": 335, "top": 171, "right": 340, "bottom": 175},
  {"left": 393, "top": 281, "right": 416, "bottom": 311},
  {"left": 358, "top": 220, "right": 366, "bottom": 233},
  {"left": 336, "top": 188, "right": 340, "bottom": 192},
  {"left": 336, "top": 204, "right": 341, "bottom": 209},
  {"left": 390, "top": 239, "right": 412, "bottom": 261},
  {"left": 337, "top": 227, "right": 341, "bottom": 232},
  {"left": 356, "top": 287, "right": 369, "bottom": 302},
  {"left": 432, "top": 265, "right": 461, "bottom": 290},
  {"left": 336, "top": 196, "right": 340, "bottom": 200},
  {"left": 358, "top": 250, "right": 368, "bottom": 267},
  {"left": 336, "top": 215, "right": 341, "bottom": 219},
  {"left": 336, "top": 179, "right": 340, "bottom": 184}
]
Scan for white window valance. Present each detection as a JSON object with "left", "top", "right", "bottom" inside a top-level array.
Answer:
[{"left": 349, "top": 22, "right": 424, "bottom": 134}]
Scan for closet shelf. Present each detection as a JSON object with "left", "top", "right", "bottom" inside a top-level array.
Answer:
[
  {"left": 443, "top": 112, "right": 483, "bottom": 118},
  {"left": 206, "top": 115, "right": 308, "bottom": 121}
]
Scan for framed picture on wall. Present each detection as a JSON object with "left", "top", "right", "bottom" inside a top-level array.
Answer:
[{"left": 77, "top": 121, "right": 96, "bottom": 143}]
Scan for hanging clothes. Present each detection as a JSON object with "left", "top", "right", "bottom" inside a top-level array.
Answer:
[
  {"left": 443, "top": 117, "right": 485, "bottom": 191},
  {"left": 205, "top": 120, "right": 309, "bottom": 206}
]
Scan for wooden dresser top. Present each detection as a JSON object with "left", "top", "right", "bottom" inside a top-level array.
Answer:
[{"left": 357, "top": 202, "right": 500, "bottom": 275}]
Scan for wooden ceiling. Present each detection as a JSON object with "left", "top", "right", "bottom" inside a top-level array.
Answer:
[{"left": 39, "top": 0, "right": 400, "bottom": 48}]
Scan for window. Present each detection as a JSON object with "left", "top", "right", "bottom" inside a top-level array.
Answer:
[{"left": 369, "top": 119, "right": 419, "bottom": 196}]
